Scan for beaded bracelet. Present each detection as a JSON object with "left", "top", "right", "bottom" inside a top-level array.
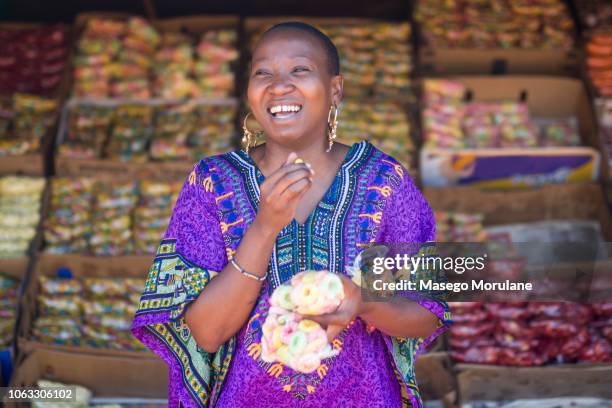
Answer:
[{"left": 230, "top": 257, "right": 267, "bottom": 282}]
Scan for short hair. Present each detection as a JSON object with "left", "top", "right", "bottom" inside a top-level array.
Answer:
[{"left": 260, "top": 21, "right": 340, "bottom": 76}]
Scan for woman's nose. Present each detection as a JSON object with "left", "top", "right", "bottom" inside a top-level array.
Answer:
[{"left": 267, "top": 74, "right": 294, "bottom": 95}]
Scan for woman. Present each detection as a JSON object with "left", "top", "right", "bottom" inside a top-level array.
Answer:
[{"left": 132, "top": 22, "right": 450, "bottom": 408}]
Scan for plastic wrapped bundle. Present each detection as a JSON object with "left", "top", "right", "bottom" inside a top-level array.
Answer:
[
  {"left": 0, "top": 24, "right": 68, "bottom": 95},
  {"left": 422, "top": 79, "right": 581, "bottom": 149},
  {"left": 340, "top": 100, "right": 414, "bottom": 171},
  {"left": 434, "top": 211, "right": 487, "bottom": 242},
  {"left": 370, "top": 23, "right": 412, "bottom": 96},
  {"left": 154, "top": 32, "right": 199, "bottom": 99},
  {"left": 0, "top": 94, "right": 57, "bottom": 156},
  {"left": 415, "top": 0, "right": 575, "bottom": 50},
  {"left": 195, "top": 29, "right": 238, "bottom": 97},
  {"left": 74, "top": 17, "right": 158, "bottom": 98},
  {"left": 106, "top": 105, "right": 153, "bottom": 162},
  {"left": 74, "top": 17, "right": 126, "bottom": 98},
  {"left": 261, "top": 271, "right": 344, "bottom": 373},
  {"left": 89, "top": 181, "right": 137, "bottom": 256},
  {"left": 0, "top": 176, "right": 45, "bottom": 258},
  {"left": 151, "top": 103, "right": 197, "bottom": 160},
  {"left": 60, "top": 105, "right": 114, "bottom": 158},
  {"left": 111, "top": 17, "right": 158, "bottom": 99},
  {"left": 450, "top": 301, "right": 612, "bottom": 366},
  {"left": 189, "top": 104, "right": 236, "bottom": 158},
  {"left": 33, "top": 275, "right": 147, "bottom": 351},
  {"left": 133, "top": 180, "right": 180, "bottom": 254},
  {"left": 44, "top": 177, "right": 95, "bottom": 254}
]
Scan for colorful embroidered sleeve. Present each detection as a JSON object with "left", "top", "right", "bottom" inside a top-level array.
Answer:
[
  {"left": 131, "top": 161, "right": 233, "bottom": 408},
  {"left": 377, "top": 160, "right": 452, "bottom": 408}
]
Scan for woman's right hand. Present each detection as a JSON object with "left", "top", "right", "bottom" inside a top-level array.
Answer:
[{"left": 254, "top": 152, "right": 314, "bottom": 234}]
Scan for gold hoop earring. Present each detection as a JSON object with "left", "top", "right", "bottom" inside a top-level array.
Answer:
[
  {"left": 242, "top": 112, "right": 263, "bottom": 154},
  {"left": 326, "top": 104, "right": 339, "bottom": 153}
]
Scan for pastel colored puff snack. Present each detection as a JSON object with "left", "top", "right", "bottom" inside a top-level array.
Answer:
[{"left": 262, "top": 271, "right": 345, "bottom": 373}]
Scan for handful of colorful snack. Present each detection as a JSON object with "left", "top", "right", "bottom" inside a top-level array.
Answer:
[{"left": 261, "top": 271, "right": 345, "bottom": 373}]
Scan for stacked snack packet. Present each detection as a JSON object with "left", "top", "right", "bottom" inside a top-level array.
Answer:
[
  {"left": 44, "top": 178, "right": 95, "bottom": 254},
  {"left": 74, "top": 17, "right": 159, "bottom": 98},
  {"left": 106, "top": 105, "right": 153, "bottom": 162},
  {"left": 415, "top": 0, "right": 574, "bottom": 50},
  {"left": 195, "top": 29, "right": 239, "bottom": 97},
  {"left": 89, "top": 181, "right": 138, "bottom": 256},
  {"left": 0, "top": 176, "right": 45, "bottom": 258},
  {"left": 154, "top": 32, "right": 199, "bottom": 99},
  {"left": 434, "top": 211, "right": 487, "bottom": 242},
  {"left": 262, "top": 271, "right": 344, "bottom": 373},
  {"left": 340, "top": 100, "right": 414, "bottom": 170},
  {"left": 422, "top": 79, "right": 581, "bottom": 148},
  {"left": 189, "top": 104, "right": 237, "bottom": 159},
  {"left": 61, "top": 105, "right": 113, "bottom": 158},
  {"left": 150, "top": 103, "right": 196, "bottom": 160},
  {"left": 133, "top": 180, "right": 181, "bottom": 254},
  {"left": 586, "top": 33, "right": 612, "bottom": 97},
  {"left": 450, "top": 301, "right": 612, "bottom": 365},
  {"left": 0, "top": 24, "right": 68, "bottom": 95},
  {"left": 74, "top": 18, "right": 125, "bottom": 98},
  {"left": 0, "top": 94, "right": 57, "bottom": 156},
  {"left": 60, "top": 102, "right": 237, "bottom": 161},
  {"left": 33, "top": 275, "right": 145, "bottom": 351}
]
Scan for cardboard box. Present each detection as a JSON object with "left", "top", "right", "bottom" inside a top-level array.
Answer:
[
  {"left": 420, "top": 76, "right": 603, "bottom": 188},
  {"left": 7, "top": 349, "right": 167, "bottom": 406},
  {"left": 18, "top": 253, "right": 154, "bottom": 359},
  {"left": 418, "top": 48, "right": 578, "bottom": 76},
  {"left": 424, "top": 183, "right": 612, "bottom": 239},
  {"left": 456, "top": 363, "right": 612, "bottom": 406},
  {"left": 415, "top": 352, "right": 456, "bottom": 406}
]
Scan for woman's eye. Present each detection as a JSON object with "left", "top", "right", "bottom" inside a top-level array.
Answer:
[
  {"left": 293, "top": 67, "right": 310, "bottom": 73},
  {"left": 254, "top": 70, "right": 270, "bottom": 77}
]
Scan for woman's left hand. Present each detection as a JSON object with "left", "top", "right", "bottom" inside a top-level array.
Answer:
[{"left": 301, "top": 274, "right": 364, "bottom": 342}]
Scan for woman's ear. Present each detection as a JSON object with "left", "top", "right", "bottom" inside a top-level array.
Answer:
[{"left": 331, "top": 75, "right": 344, "bottom": 106}]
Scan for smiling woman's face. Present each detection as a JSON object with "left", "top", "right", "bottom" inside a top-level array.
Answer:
[{"left": 247, "top": 29, "right": 342, "bottom": 148}]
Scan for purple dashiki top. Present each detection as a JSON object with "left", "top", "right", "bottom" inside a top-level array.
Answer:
[{"left": 131, "top": 141, "right": 451, "bottom": 408}]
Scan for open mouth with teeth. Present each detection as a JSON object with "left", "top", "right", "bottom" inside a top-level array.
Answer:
[{"left": 267, "top": 104, "right": 303, "bottom": 119}]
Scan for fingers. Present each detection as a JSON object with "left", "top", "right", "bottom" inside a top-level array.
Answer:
[
  {"left": 262, "top": 163, "right": 313, "bottom": 190},
  {"left": 268, "top": 167, "right": 313, "bottom": 198}
]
